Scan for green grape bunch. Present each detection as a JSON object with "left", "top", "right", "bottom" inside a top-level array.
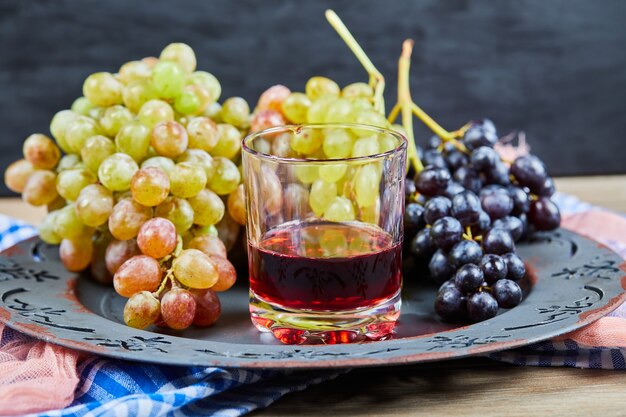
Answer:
[{"left": 3, "top": 42, "right": 246, "bottom": 331}]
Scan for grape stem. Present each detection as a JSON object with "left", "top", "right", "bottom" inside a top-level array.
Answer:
[
  {"left": 325, "top": 9, "right": 386, "bottom": 114},
  {"left": 154, "top": 269, "right": 174, "bottom": 297},
  {"left": 397, "top": 40, "right": 424, "bottom": 173}
]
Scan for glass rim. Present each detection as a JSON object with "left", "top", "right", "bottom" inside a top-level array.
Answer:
[{"left": 242, "top": 123, "right": 408, "bottom": 164}]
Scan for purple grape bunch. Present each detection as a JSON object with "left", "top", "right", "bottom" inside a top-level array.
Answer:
[{"left": 404, "top": 119, "right": 560, "bottom": 323}]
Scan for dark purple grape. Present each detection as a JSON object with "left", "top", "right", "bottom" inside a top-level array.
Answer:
[
  {"left": 510, "top": 154, "right": 548, "bottom": 192},
  {"left": 502, "top": 253, "right": 526, "bottom": 281},
  {"left": 428, "top": 135, "right": 441, "bottom": 149},
  {"left": 453, "top": 166, "right": 482, "bottom": 194},
  {"left": 444, "top": 181, "right": 466, "bottom": 199},
  {"left": 424, "top": 196, "right": 452, "bottom": 225},
  {"left": 430, "top": 216, "right": 463, "bottom": 251},
  {"left": 429, "top": 249, "right": 455, "bottom": 284},
  {"left": 404, "top": 203, "right": 425, "bottom": 234},
  {"left": 467, "top": 292, "right": 499, "bottom": 322},
  {"left": 416, "top": 145, "right": 424, "bottom": 161},
  {"left": 472, "top": 210, "right": 492, "bottom": 234},
  {"left": 528, "top": 197, "right": 561, "bottom": 231},
  {"left": 451, "top": 190, "right": 481, "bottom": 226},
  {"left": 463, "top": 125, "right": 498, "bottom": 151},
  {"left": 485, "top": 160, "right": 511, "bottom": 186},
  {"left": 415, "top": 166, "right": 451, "bottom": 197},
  {"left": 454, "top": 264, "right": 484, "bottom": 293},
  {"left": 438, "top": 279, "right": 457, "bottom": 294},
  {"left": 405, "top": 178, "right": 417, "bottom": 199},
  {"left": 423, "top": 149, "right": 447, "bottom": 169},
  {"left": 480, "top": 188, "right": 513, "bottom": 220},
  {"left": 472, "top": 118, "right": 496, "bottom": 135},
  {"left": 480, "top": 254, "right": 508, "bottom": 284},
  {"left": 492, "top": 279, "right": 523, "bottom": 308},
  {"left": 435, "top": 286, "right": 467, "bottom": 322},
  {"left": 536, "top": 177, "right": 555, "bottom": 197},
  {"left": 508, "top": 185, "right": 530, "bottom": 214},
  {"left": 470, "top": 146, "right": 499, "bottom": 171},
  {"left": 492, "top": 216, "right": 524, "bottom": 241},
  {"left": 445, "top": 150, "right": 468, "bottom": 171},
  {"left": 449, "top": 240, "right": 483, "bottom": 269},
  {"left": 482, "top": 227, "right": 515, "bottom": 255},
  {"left": 410, "top": 228, "right": 436, "bottom": 259}
]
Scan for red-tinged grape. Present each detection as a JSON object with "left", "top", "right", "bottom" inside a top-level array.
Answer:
[
  {"left": 130, "top": 167, "right": 170, "bottom": 207},
  {"left": 256, "top": 84, "right": 290, "bottom": 112},
  {"left": 59, "top": 237, "right": 94, "bottom": 272},
  {"left": 108, "top": 198, "right": 152, "bottom": 241},
  {"left": 4, "top": 159, "right": 34, "bottom": 193},
  {"left": 186, "top": 117, "right": 218, "bottom": 152},
  {"left": 250, "top": 109, "right": 286, "bottom": 133},
  {"left": 113, "top": 255, "right": 162, "bottom": 297},
  {"left": 105, "top": 238, "right": 140, "bottom": 275},
  {"left": 226, "top": 184, "right": 246, "bottom": 226},
  {"left": 283, "top": 183, "right": 310, "bottom": 220},
  {"left": 208, "top": 256, "right": 237, "bottom": 292},
  {"left": 187, "top": 235, "right": 227, "bottom": 258},
  {"left": 172, "top": 249, "right": 218, "bottom": 289},
  {"left": 155, "top": 197, "right": 194, "bottom": 234},
  {"left": 90, "top": 232, "right": 113, "bottom": 285},
  {"left": 22, "top": 134, "right": 60, "bottom": 170},
  {"left": 123, "top": 291, "right": 161, "bottom": 329},
  {"left": 23, "top": 170, "right": 58, "bottom": 206},
  {"left": 150, "top": 121, "right": 188, "bottom": 158},
  {"left": 215, "top": 211, "right": 240, "bottom": 252},
  {"left": 191, "top": 289, "right": 221, "bottom": 327},
  {"left": 137, "top": 217, "right": 178, "bottom": 259},
  {"left": 160, "top": 288, "right": 196, "bottom": 330}
]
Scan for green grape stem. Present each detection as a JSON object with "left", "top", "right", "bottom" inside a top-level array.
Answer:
[
  {"left": 398, "top": 40, "right": 423, "bottom": 174},
  {"left": 325, "top": 9, "right": 386, "bottom": 114}
]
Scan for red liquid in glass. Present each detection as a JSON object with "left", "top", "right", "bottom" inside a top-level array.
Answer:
[{"left": 248, "top": 221, "right": 402, "bottom": 311}]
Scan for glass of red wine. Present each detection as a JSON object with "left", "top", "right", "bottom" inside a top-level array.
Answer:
[{"left": 242, "top": 124, "right": 407, "bottom": 344}]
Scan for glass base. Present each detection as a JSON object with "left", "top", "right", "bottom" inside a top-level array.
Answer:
[{"left": 249, "top": 291, "right": 401, "bottom": 344}]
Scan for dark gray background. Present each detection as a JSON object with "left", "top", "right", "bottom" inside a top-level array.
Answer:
[{"left": 1, "top": 0, "right": 625, "bottom": 196}]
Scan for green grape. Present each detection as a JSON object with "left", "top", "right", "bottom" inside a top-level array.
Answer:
[
  {"left": 81, "top": 135, "right": 115, "bottom": 173},
  {"left": 323, "top": 196, "right": 355, "bottom": 222},
  {"left": 318, "top": 164, "right": 347, "bottom": 183},
  {"left": 98, "top": 153, "right": 139, "bottom": 191},
  {"left": 202, "top": 102, "right": 222, "bottom": 122},
  {"left": 38, "top": 211, "right": 62, "bottom": 244},
  {"left": 56, "top": 168, "right": 96, "bottom": 201},
  {"left": 323, "top": 98, "right": 354, "bottom": 123},
  {"left": 130, "top": 167, "right": 170, "bottom": 207},
  {"left": 294, "top": 165, "right": 318, "bottom": 184},
  {"left": 351, "top": 97, "right": 373, "bottom": 111},
  {"left": 22, "top": 133, "right": 61, "bottom": 170},
  {"left": 108, "top": 198, "right": 152, "bottom": 240},
  {"left": 342, "top": 82, "right": 374, "bottom": 99},
  {"left": 141, "top": 156, "right": 176, "bottom": 176},
  {"left": 60, "top": 236, "right": 94, "bottom": 272},
  {"left": 319, "top": 228, "right": 349, "bottom": 257},
  {"left": 210, "top": 124, "right": 241, "bottom": 159},
  {"left": 309, "top": 179, "right": 337, "bottom": 216},
  {"left": 271, "top": 132, "right": 295, "bottom": 158},
  {"left": 352, "top": 135, "right": 380, "bottom": 158},
  {"left": 188, "top": 188, "right": 225, "bottom": 226},
  {"left": 88, "top": 106, "right": 105, "bottom": 120},
  {"left": 174, "top": 84, "right": 211, "bottom": 115},
  {"left": 172, "top": 249, "right": 218, "bottom": 289},
  {"left": 115, "top": 121, "right": 151, "bottom": 162},
  {"left": 281, "top": 92, "right": 311, "bottom": 123},
  {"left": 54, "top": 203, "right": 89, "bottom": 240},
  {"left": 113, "top": 255, "right": 162, "bottom": 297},
  {"left": 323, "top": 128, "right": 354, "bottom": 158},
  {"left": 379, "top": 134, "right": 398, "bottom": 153},
  {"left": 22, "top": 170, "right": 58, "bottom": 206},
  {"left": 71, "top": 96, "right": 97, "bottom": 116},
  {"left": 188, "top": 234, "right": 226, "bottom": 258},
  {"left": 351, "top": 109, "right": 389, "bottom": 136},
  {"left": 360, "top": 197, "right": 380, "bottom": 224},
  {"left": 253, "top": 138, "right": 271, "bottom": 155},
  {"left": 290, "top": 129, "right": 322, "bottom": 155},
  {"left": 226, "top": 184, "right": 246, "bottom": 225},
  {"left": 207, "top": 157, "right": 240, "bottom": 195},
  {"left": 391, "top": 123, "right": 407, "bottom": 138},
  {"left": 99, "top": 105, "right": 134, "bottom": 137},
  {"left": 220, "top": 97, "right": 250, "bottom": 127},
  {"left": 49, "top": 110, "right": 78, "bottom": 154},
  {"left": 122, "top": 80, "right": 157, "bottom": 113},
  {"left": 305, "top": 76, "right": 340, "bottom": 100},
  {"left": 83, "top": 72, "right": 123, "bottom": 107},
  {"left": 56, "top": 154, "right": 82, "bottom": 172},
  {"left": 160, "top": 42, "right": 196, "bottom": 73},
  {"left": 123, "top": 291, "right": 161, "bottom": 330},
  {"left": 47, "top": 195, "right": 67, "bottom": 212},
  {"left": 186, "top": 117, "right": 218, "bottom": 152},
  {"left": 4, "top": 159, "right": 34, "bottom": 193},
  {"left": 155, "top": 196, "right": 194, "bottom": 233},
  {"left": 176, "top": 149, "right": 215, "bottom": 181},
  {"left": 160, "top": 288, "right": 196, "bottom": 330},
  {"left": 65, "top": 116, "right": 101, "bottom": 154},
  {"left": 151, "top": 61, "right": 185, "bottom": 99},
  {"left": 117, "top": 60, "right": 152, "bottom": 84},
  {"left": 150, "top": 121, "right": 188, "bottom": 158},
  {"left": 354, "top": 163, "right": 380, "bottom": 208},
  {"left": 75, "top": 183, "right": 114, "bottom": 227},
  {"left": 138, "top": 99, "right": 174, "bottom": 128},
  {"left": 188, "top": 71, "right": 221, "bottom": 102},
  {"left": 306, "top": 96, "right": 334, "bottom": 124},
  {"left": 169, "top": 162, "right": 207, "bottom": 198}
]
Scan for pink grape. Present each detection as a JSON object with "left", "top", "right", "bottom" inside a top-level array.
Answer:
[
  {"left": 105, "top": 238, "right": 140, "bottom": 275},
  {"left": 160, "top": 288, "right": 196, "bottom": 330},
  {"left": 113, "top": 255, "right": 162, "bottom": 297},
  {"left": 123, "top": 291, "right": 161, "bottom": 329},
  {"left": 137, "top": 217, "right": 178, "bottom": 259},
  {"left": 191, "top": 289, "right": 221, "bottom": 327}
]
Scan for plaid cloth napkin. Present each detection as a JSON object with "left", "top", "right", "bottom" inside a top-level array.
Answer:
[{"left": 0, "top": 192, "right": 624, "bottom": 417}]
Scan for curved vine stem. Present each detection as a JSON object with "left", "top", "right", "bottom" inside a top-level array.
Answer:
[
  {"left": 398, "top": 40, "right": 423, "bottom": 173},
  {"left": 325, "top": 9, "right": 385, "bottom": 114}
]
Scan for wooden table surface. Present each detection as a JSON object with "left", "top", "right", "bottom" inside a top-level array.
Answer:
[{"left": 1, "top": 175, "right": 625, "bottom": 416}]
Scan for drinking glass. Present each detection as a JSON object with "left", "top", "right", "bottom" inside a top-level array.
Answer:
[{"left": 242, "top": 124, "right": 407, "bottom": 344}]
